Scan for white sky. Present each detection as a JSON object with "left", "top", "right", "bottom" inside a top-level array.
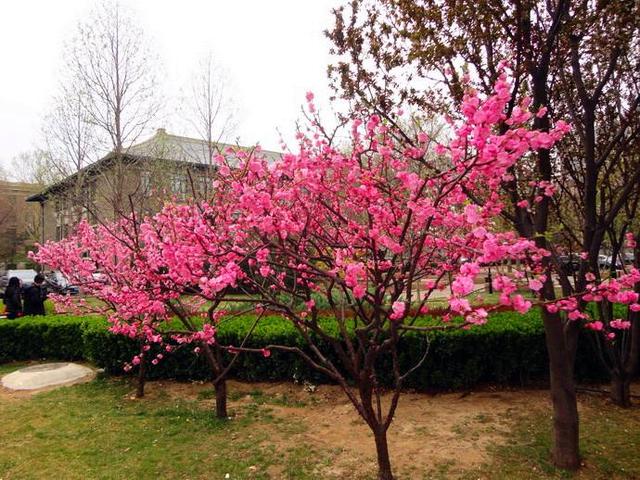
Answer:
[{"left": 0, "top": 0, "right": 341, "bottom": 171}]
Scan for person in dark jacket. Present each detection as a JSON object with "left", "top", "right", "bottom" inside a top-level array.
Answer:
[
  {"left": 3, "top": 277, "right": 23, "bottom": 319},
  {"left": 23, "top": 274, "right": 48, "bottom": 316}
]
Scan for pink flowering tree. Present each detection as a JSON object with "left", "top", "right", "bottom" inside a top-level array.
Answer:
[
  {"left": 197, "top": 76, "right": 568, "bottom": 479},
  {"left": 32, "top": 70, "right": 640, "bottom": 477},
  {"left": 32, "top": 201, "right": 262, "bottom": 418}
]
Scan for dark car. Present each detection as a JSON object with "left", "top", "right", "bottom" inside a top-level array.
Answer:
[{"left": 558, "top": 255, "right": 580, "bottom": 274}]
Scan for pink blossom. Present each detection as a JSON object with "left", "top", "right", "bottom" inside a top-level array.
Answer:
[
  {"left": 389, "top": 301, "right": 406, "bottom": 321},
  {"left": 353, "top": 285, "right": 366, "bottom": 299},
  {"left": 568, "top": 310, "right": 587, "bottom": 321},
  {"left": 536, "top": 106, "right": 547, "bottom": 118},
  {"left": 529, "top": 279, "right": 543, "bottom": 292},
  {"left": 586, "top": 321, "right": 604, "bottom": 331},
  {"left": 466, "top": 308, "right": 488, "bottom": 325},
  {"left": 610, "top": 319, "right": 631, "bottom": 330},
  {"left": 452, "top": 276, "right": 475, "bottom": 296},
  {"left": 512, "top": 295, "right": 532, "bottom": 314},
  {"left": 449, "top": 297, "right": 471, "bottom": 314}
]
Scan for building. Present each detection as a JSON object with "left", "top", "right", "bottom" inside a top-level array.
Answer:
[
  {"left": 0, "top": 181, "right": 42, "bottom": 267},
  {"left": 26, "top": 129, "right": 281, "bottom": 243}
]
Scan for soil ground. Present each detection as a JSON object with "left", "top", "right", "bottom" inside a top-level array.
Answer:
[
  {"left": 2, "top": 364, "right": 639, "bottom": 479},
  {"left": 110, "top": 380, "right": 565, "bottom": 478}
]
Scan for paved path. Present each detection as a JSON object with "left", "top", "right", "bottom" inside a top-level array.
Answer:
[{"left": 1, "top": 363, "right": 95, "bottom": 391}]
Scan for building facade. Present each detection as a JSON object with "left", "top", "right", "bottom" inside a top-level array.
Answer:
[
  {"left": 0, "top": 181, "right": 42, "bottom": 267},
  {"left": 27, "top": 129, "right": 281, "bottom": 243}
]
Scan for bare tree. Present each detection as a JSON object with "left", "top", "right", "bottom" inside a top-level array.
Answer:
[
  {"left": 65, "top": 0, "right": 161, "bottom": 217},
  {"left": 178, "top": 53, "right": 237, "bottom": 197},
  {"left": 9, "top": 150, "right": 60, "bottom": 186},
  {"left": 43, "top": 86, "right": 96, "bottom": 180}
]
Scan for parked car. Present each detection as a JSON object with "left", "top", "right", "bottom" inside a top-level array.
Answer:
[
  {"left": 601, "top": 255, "right": 623, "bottom": 269},
  {"left": 597, "top": 254, "right": 609, "bottom": 269},
  {"left": 45, "top": 271, "right": 80, "bottom": 295},
  {"left": 91, "top": 272, "right": 109, "bottom": 284},
  {"left": 6, "top": 269, "right": 39, "bottom": 288},
  {"left": 558, "top": 255, "right": 579, "bottom": 274}
]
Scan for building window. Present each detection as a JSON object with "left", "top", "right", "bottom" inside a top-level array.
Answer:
[
  {"left": 171, "top": 174, "right": 188, "bottom": 197},
  {"left": 198, "top": 174, "right": 212, "bottom": 196},
  {"left": 141, "top": 170, "right": 152, "bottom": 194}
]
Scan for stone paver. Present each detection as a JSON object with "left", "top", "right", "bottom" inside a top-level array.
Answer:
[{"left": 1, "top": 363, "right": 95, "bottom": 391}]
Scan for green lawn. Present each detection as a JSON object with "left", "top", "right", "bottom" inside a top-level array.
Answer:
[
  {"left": 0, "top": 370, "right": 639, "bottom": 479},
  {"left": 483, "top": 396, "right": 640, "bottom": 480},
  {"left": 0, "top": 375, "right": 318, "bottom": 480}
]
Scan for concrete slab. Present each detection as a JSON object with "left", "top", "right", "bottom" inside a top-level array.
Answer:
[{"left": 1, "top": 363, "right": 95, "bottom": 391}]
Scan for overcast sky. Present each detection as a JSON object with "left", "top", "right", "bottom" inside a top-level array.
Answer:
[{"left": 0, "top": 0, "right": 341, "bottom": 171}]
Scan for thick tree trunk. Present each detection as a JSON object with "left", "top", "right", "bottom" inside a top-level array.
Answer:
[
  {"left": 610, "top": 374, "right": 631, "bottom": 408},
  {"left": 200, "top": 343, "right": 229, "bottom": 419},
  {"left": 542, "top": 310, "right": 580, "bottom": 470},
  {"left": 214, "top": 378, "right": 228, "bottom": 419},
  {"left": 373, "top": 428, "right": 394, "bottom": 480}
]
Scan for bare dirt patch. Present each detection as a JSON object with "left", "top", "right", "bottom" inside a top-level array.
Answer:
[{"left": 134, "top": 379, "right": 550, "bottom": 478}]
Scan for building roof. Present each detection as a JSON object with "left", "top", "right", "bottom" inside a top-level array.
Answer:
[
  {"left": 128, "top": 128, "right": 282, "bottom": 164},
  {"left": 0, "top": 181, "right": 42, "bottom": 196},
  {"left": 26, "top": 129, "right": 282, "bottom": 202}
]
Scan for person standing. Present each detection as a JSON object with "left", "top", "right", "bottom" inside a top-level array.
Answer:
[
  {"left": 23, "top": 274, "right": 48, "bottom": 316},
  {"left": 3, "top": 277, "right": 23, "bottom": 319}
]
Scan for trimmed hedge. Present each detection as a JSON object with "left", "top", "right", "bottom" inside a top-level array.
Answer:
[
  {"left": 0, "top": 315, "right": 88, "bottom": 362},
  {"left": 0, "top": 309, "right": 610, "bottom": 390}
]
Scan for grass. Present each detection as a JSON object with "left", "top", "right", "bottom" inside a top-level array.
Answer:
[
  {"left": 476, "top": 398, "right": 640, "bottom": 480},
  {"left": 0, "top": 361, "right": 30, "bottom": 376},
  {"left": 1, "top": 375, "right": 640, "bottom": 479},
  {"left": 0, "top": 377, "right": 321, "bottom": 480}
]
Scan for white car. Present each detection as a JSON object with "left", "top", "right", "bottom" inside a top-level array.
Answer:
[
  {"left": 46, "top": 271, "right": 80, "bottom": 295},
  {"left": 6, "top": 269, "right": 39, "bottom": 288},
  {"left": 597, "top": 254, "right": 608, "bottom": 268}
]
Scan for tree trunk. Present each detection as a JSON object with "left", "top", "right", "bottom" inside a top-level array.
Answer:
[
  {"left": 135, "top": 345, "right": 146, "bottom": 398},
  {"left": 214, "top": 378, "right": 228, "bottom": 419},
  {"left": 373, "top": 427, "right": 394, "bottom": 480},
  {"left": 136, "top": 357, "right": 146, "bottom": 398},
  {"left": 610, "top": 373, "right": 631, "bottom": 408},
  {"left": 542, "top": 310, "right": 580, "bottom": 470},
  {"left": 199, "top": 343, "right": 229, "bottom": 419}
]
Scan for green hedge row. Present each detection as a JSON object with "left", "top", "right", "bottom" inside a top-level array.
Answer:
[{"left": 0, "top": 310, "right": 610, "bottom": 390}]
